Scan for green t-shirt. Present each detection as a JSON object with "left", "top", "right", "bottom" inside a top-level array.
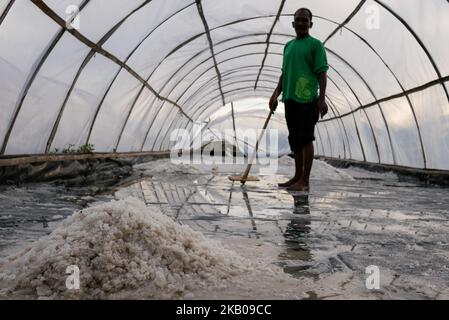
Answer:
[{"left": 281, "top": 35, "right": 329, "bottom": 103}]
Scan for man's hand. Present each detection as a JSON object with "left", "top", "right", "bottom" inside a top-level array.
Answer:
[
  {"left": 269, "top": 93, "right": 278, "bottom": 112},
  {"left": 316, "top": 98, "right": 328, "bottom": 119}
]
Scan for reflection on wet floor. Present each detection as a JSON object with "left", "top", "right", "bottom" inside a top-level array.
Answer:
[
  {"left": 2, "top": 159, "right": 449, "bottom": 299},
  {"left": 114, "top": 168, "right": 449, "bottom": 299},
  {"left": 281, "top": 193, "right": 312, "bottom": 275}
]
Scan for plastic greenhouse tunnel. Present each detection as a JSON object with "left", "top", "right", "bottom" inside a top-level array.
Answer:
[{"left": 0, "top": 0, "right": 449, "bottom": 302}]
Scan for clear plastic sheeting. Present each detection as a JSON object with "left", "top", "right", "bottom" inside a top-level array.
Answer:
[{"left": 0, "top": 0, "right": 447, "bottom": 171}]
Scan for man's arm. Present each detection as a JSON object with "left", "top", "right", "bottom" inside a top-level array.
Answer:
[
  {"left": 269, "top": 74, "right": 283, "bottom": 111},
  {"left": 317, "top": 71, "right": 328, "bottom": 118}
]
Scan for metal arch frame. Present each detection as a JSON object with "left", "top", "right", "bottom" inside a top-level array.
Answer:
[
  {"left": 328, "top": 64, "right": 393, "bottom": 163},
  {"left": 231, "top": 102, "right": 237, "bottom": 152},
  {"left": 179, "top": 53, "right": 274, "bottom": 124},
  {"left": 94, "top": 3, "right": 199, "bottom": 152},
  {"left": 192, "top": 91, "right": 348, "bottom": 160},
  {"left": 326, "top": 49, "right": 399, "bottom": 163},
  {"left": 169, "top": 31, "right": 395, "bottom": 166},
  {"left": 329, "top": 71, "right": 381, "bottom": 160},
  {"left": 374, "top": 0, "right": 449, "bottom": 104},
  {"left": 105, "top": 12, "right": 414, "bottom": 153},
  {"left": 328, "top": 59, "right": 396, "bottom": 164},
  {"left": 119, "top": 17, "right": 291, "bottom": 150},
  {"left": 144, "top": 48, "right": 279, "bottom": 151},
  {"left": 175, "top": 12, "right": 428, "bottom": 165},
  {"left": 168, "top": 117, "right": 194, "bottom": 152},
  {"left": 2, "top": 0, "right": 196, "bottom": 155},
  {"left": 195, "top": 0, "right": 225, "bottom": 106},
  {"left": 173, "top": 111, "right": 286, "bottom": 152},
  {"left": 153, "top": 24, "right": 411, "bottom": 149},
  {"left": 183, "top": 51, "right": 283, "bottom": 117},
  {"left": 52, "top": 1, "right": 197, "bottom": 153},
  {"left": 139, "top": 103, "right": 180, "bottom": 152},
  {"left": 159, "top": 65, "right": 278, "bottom": 137},
  {"left": 188, "top": 93, "right": 346, "bottom": 163},
  {"left": 201, "top": 102, "right": 277, "bottom": 153},
  {"left": 315, "top": 125, "right": 326, "bottom": 156},
  {"left": 321, "top": 117, "right": 334, "bottom": 158},
  {"left": 183, "top": 77, "right": 279, "bottom": 114},
  {"left": 0, "top": 2, "right": 445, "bottom": 158},
  {"left": 324, "top": 98, "right": 347, "bottom": 159},
  {"left": 151, "top": 79, "right": 279, "bottom": 151},
  {"left": 324, "top": 14, "right": 431, "bottom": 168},
  {"left": 121, "top": 88, "right": 170, "bottom": 152},
  {"left": 63, "top": 6, "right": 444, "bottom": 166},
  {"left": 182, "top": 66, "right": 280, "bottom": 107},
  {"left": 325, "top": 0, "right": 446, "bottom": 166},
  {"left": 198, "top": 87, "right": 274, "bottom": 110},
  {"left": 326, "top": 76, "right": 367, "bottom": 161},
  {"left": 197, "top": 86, "right": 276, "bottom": 119},
  {"left": 198, "top": 89, "right": 276, "bottom": 148},
  {"left": 187, "top": 119, "right": 208, "bottom": 151},
  {"left": 115, "top": 31, "right": 280, "bottom": 153},
  {"left": 177, "top": 68, "right": 362, "bottom": 162},
  {"left": 207, "top": 111, "right": 285, "bottom": 129},
  {"left": 193, "top": 70, "right": 372, "bottom": 161},
  {"left": 254, "top": 0, "right": 285, "bottom": 90},
  {"left": 161, "top": 65, "right": 281, "bottom": 145},
  {"left": 316, "top": 121, "right": 332, "bottom": 157},
  {"left": 164, "top": 116, "right": 190, "bottom": 151},
  {"left": 144, "top": 38, "right": 274, "bottom": 112},
  {"left": 196, "top": 73, "right": 347, "bottom": 124},
  {"left": 186, "top": 66, "right": 281, "bottom": 120},
  {"left": 326, "top": 48, "right": 427, "bottom": 166},
  {"left": 323, "top": 0, "right": 367, "bottom": 44},
  {"left": 162, "top": 91, "right": 268, "bottom": 148},
  {"left": 181, "top": 64, "right": 280, "bottom": 107},
  {"left": 0, "top": 0, "right": 92, "bottom": 154},
  {"left": 114, "top": 33, "right": 275, "bottom": 152},
  {"left": 46, "top": 0, "right": 158, "bottom": 153},
  {"left": 179, "top": 47, "right": 375, "bottom": 135},
  {"left": 322, "top": 76, "right": 449, "bottom": 121},
  {"left": 150, "top": 11, "right": 444, "bottom": 164},
  {"left": 163, "top": 41, "right": 279, "bottom": 113},
  {"left": 160, "top": 68, "right": 279, "bottom": 147},
  {"left": 325, "top": 96, "right": 351, "bottom": 159},
  {"left": 83, "top": 2, "right": 196, "bottom": 148},
  {"left": 150, "top": 109, "right": 183, "bottom": 151},
  {"left": 0, "top": 0, "right": 14, "bottom": 26}
]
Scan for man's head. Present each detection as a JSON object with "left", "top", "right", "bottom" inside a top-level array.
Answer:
[{"left": 292, "top": 8, "right": 313, "bottom": 37}]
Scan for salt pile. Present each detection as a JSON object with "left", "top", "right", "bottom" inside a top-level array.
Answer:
[{"left": 0, "top": 197, "right": 257, "bottom": 299}]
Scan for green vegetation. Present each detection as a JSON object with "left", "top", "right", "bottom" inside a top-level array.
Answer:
[{"left": 50, "top": 143, "right": 95, "bottom": 155}]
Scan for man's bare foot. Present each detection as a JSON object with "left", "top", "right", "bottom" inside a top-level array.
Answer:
[
  {"left": 278, "top": 177, "right": 300, "bottom": 188},
  {"left": 287, "top": 181, "right": 310, "bottom": 192}
]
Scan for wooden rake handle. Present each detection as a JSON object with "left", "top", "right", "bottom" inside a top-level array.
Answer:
[{"left": 240, "top": 110, "right": 274, "bottom": 183}]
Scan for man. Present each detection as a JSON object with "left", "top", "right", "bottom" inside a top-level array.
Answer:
[{"left": 269, "top": 8, "right": 329, "bottom": 192}]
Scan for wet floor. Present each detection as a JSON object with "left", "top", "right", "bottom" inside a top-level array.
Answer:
[
  {"left": 1, "top": 158, "right": 449, "bottom": 299},
  {"left": 0, "top": 184, "right": 114, "bottom": 258},
  {"left": 116, "top": 161, "right": 449, "bottom": 299}
]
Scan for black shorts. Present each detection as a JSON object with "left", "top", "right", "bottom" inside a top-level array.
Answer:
[{"left": 285, "top": 99, "right": 319, "bottom": 152}]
